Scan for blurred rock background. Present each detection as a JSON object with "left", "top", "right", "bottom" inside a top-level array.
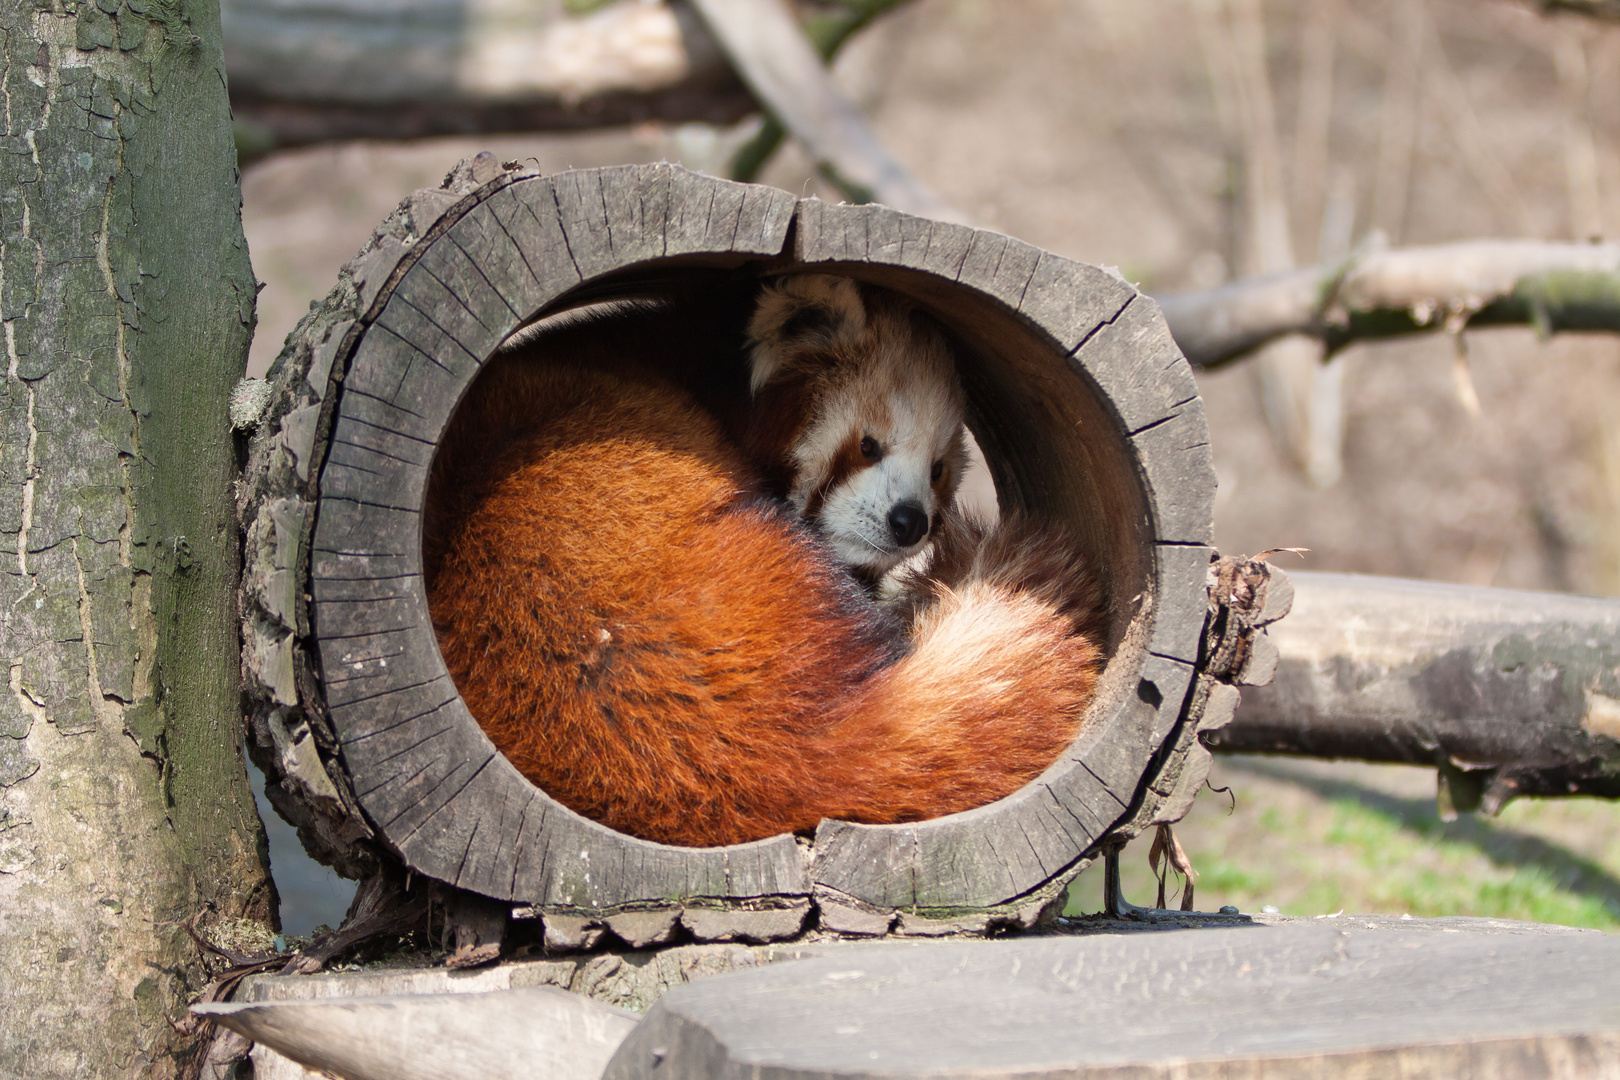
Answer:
[{"left": 237, "top": 0, "right": 1620, "bottom": 931}]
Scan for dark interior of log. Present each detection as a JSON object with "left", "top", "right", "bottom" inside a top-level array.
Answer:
[{"left": 423, "top": 255, "right": 1152, "bottom": 834}]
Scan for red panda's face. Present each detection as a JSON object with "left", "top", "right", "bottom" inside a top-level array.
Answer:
[{"left": 747, "top": 275, "right": 970, "bottom": 578}]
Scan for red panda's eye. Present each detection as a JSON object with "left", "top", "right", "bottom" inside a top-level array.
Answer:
[
  {"left": 860, "top": 436, "right": 880, "bottom": 460},
  {"left": 931, "top": 460, "right": 945, "bottom": 482}
]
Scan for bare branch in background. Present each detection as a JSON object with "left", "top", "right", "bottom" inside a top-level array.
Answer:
[
  {"left": 1216, "top": 571, "right": 1620, "bottom": 813},
  {"left": 689, "top": 0, "right": 962, "bottom": 219},
  {"left": 227, "top": 0, "right": 750, "bottom": 157},
  {"left": 225, "top": 0, "right": 920, "bottom": 164},
  {"left": 727, "top": 0, "right": 915, "bottom": 183},
  {"left": 1155, "top": 239, "right": 1620, "bottom": 369},
  {"left": 1204, "top": 0, "right": 1344, "bottom": 486}
]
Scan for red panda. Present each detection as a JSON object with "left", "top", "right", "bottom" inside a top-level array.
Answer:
[{"left": 423, "top": 274, "right": 1106, "bottom": 848}]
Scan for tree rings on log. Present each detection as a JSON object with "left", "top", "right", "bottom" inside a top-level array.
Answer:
[{"left": 238, "top": 159, "right": 1232, "bottom": 942}]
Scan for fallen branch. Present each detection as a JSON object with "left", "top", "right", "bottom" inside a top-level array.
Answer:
[
  {"left": 1212, "top": 570, "right": 1620, "bottom": 812},
  {"left": 1524, "top": 0, "right": 1620, "bottom": 21},
  {"left": 1155, "top": 239, "right": 1620, "bottom": 369},
  {"left": 727, "top": 0, "right": 913, "bottom": 182},
  {"left": 227, "top": 0, "right": 752, "bottom": 157},
  {"left": 689, "top": 0, "right": 964, "bottom": 220}
]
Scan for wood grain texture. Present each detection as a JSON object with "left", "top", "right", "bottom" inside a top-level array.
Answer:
[
  {"left": 239, "top": 161, "right": 1233, "bottom": 938},
  {"left": 197, "top": 987, "right": 638, "bottom": 1080},
  {"left": 1222, "top": 570, "right": 1620, "bottom": 807},
  {"left": 606, "top": 921, "right": 1620, "bottom": 1080}
]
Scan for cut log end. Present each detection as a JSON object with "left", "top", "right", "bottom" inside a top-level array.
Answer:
[{"left": 238, "top": 161, "right": 1262, "bottom": 950}]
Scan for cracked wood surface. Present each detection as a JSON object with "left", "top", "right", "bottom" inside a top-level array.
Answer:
[
  {"left": 0, "top": 0, "right": 271, "bottom": 1072},
  {"left": 240, "top": 161, "right": 1233, "bottom": 941},
  {"left": 606, "top": 920, "right": 1619, "bottom": 1080}
]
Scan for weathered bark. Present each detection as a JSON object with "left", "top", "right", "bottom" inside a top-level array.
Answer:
[
  {"left": 0, "top": 0, "right": 271, "bottom": 1073},
  {"left": 1214, "top": 571, "right": 1620, "bottom": 813},
  {"left": 1155, "top": 240, "right": 1620, "bottom": 370}
]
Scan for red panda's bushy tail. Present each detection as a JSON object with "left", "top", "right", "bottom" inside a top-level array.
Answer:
[
  {"left": 428, "top": 362, "right": 1106, "bottom": 848},
  {"left": 813, "top": 515, "right": 1107, "bottom": 827}
]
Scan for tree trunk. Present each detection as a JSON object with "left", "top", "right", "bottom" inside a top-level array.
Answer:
[{"left": 0, "top": 0, "right": 271, "bottom": 1074}]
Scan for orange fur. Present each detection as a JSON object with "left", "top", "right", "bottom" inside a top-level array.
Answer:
[{"left": 424, "top": 301, "right": 1105, "bottom": 848}]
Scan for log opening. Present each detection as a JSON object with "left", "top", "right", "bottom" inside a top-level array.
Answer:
[{"left": 240, "top": 161, "right": 1225, "bottom": 940}]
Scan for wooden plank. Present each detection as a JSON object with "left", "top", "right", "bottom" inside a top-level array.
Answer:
[
  {"left": 550, "top": 166, "right": 675, "bottom": 281},
  {"left": 340, "top": 316, "right": 468, "bottom": 442},
  {"left": 486, "top": 179, "right": 585, "bottom": 307},
  {"left": 440, "top": 200, "right": 548, "bottom": 330},
  {"left": 1069, "top": 289, "right": 1202, "bottom": 435},
  {"left": 516, "top": 808, "right": 810, "bottom": 912},
  {"left": 351, "top": 718, "right": 497, "bottom": 846},
  {"left": 376, "top": 276, "right": 492, "bottom": 374},
  {"left": 327, "top": 411, "right": 436, "bottom": 473},
  {"left": 409, "top": 228, "right": 524, "bottom": 345},
  {"left": 196, "top": 986, "right": 638, "bottom": 1080},
  {"left": 1071, "top": 680, "right": 1157, "bottom": 802},
  {"left": 1137, "top": 652, "right": 1196, "bottom": 744},
  {"left": 1017, "top": 253, "right": 1138, "bottom": 354},
  {"left": 328, "top": 386, "right": 441, "bottom": 458},
  {"left": 599, "top": 164, "right": 674, "bottom": 264},
  {"left": 1148, "top": 543, "right": 1213, "bottom": 664},
  {"left": 333, "top": 677, "right": 460, "bottom": 761},
  {"left": 606, "top": 922, "right": 1620, "bottom": 1080},
  {"left": 548, "top": 169, "right": 618, "bottom": 281},
  {"left": 310, "top": 548, "right": 416, "bottom": 583},
  {"left": 954, "top": 231, "right": 1043, "bottom": 313},
  {"left": 318, "top": 443, "right": 423, "bottom": 512},
  {"left": 661, "top": 172, "right": 725, "bottom": 258},
  {"left": 732, "top": 181, "right": 797, "bottom": 255},
  {"left": 809, "top": 822, "right": 921, "bottom": 910},
  {"left": 793, "top": 200, "right": 978, "bottom": 280},
  {"left": 310, "top": 496, "right": 418, "bottom": 562},
  {"left": 1130, "top": 400, "right": 1216, "bottom": 545}
]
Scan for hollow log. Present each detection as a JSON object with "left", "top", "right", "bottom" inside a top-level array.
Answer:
[
  {"left": 236, "top": 158, "right": 1278, "bottom": 947},
  {"left": 1215, "top": 570, "right": 1620, "bottom": 812}
]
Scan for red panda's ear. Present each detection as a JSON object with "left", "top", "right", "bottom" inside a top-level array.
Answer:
[{"left": 747, "top": 275, "right": 866, "bottom": 393}]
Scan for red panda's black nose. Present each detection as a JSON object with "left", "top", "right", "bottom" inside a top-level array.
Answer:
[{"left": 887, "top": 503, "right": 929, "bottom": 547}]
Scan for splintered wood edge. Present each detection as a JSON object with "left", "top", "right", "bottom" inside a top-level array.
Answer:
[{"left": 246, "top": 163, "right": 1216, "bottom": 929}]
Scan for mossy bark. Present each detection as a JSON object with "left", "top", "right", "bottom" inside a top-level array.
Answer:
[{"left": 0, "top": 0, "right": 271, "bottom": 1073}]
